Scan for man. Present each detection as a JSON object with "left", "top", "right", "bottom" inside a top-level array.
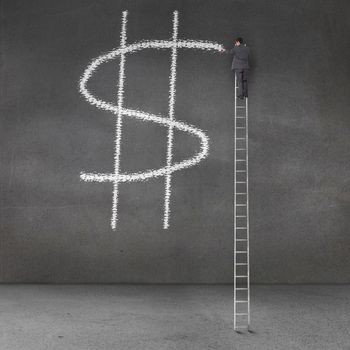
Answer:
[{"left": 227, "top": 37, "right": 250, "bottom": 99}]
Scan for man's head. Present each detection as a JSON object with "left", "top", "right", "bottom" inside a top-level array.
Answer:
[{"left": 235, "top": 37, "right": 243, "bottom": 46}]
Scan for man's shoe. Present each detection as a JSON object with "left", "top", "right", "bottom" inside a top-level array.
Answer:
[{"left": 237, "top": 95, "right": 244, "bottom": 100}]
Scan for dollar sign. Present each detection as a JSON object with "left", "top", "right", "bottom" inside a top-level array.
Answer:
[{"left": 79, "top": 10, "right": 224, "bottom": 230}]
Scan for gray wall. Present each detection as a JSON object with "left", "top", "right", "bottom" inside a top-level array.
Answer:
[{"left": 1, "top": 0, "right": 349, "bottom": 283}]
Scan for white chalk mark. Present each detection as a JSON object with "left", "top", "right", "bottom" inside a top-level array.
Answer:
[
  {"left": 111, "top": 10, "right": 128, "bottom": 230},
  {"left": 79, "top": 11, "right": 225, "bottom": 230},
  {"left": 163, "top": 11, "right": 179, "bottom": 229}
]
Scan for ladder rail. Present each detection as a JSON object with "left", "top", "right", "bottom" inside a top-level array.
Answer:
[
  {"left": 245, "top": 89, "right": 250, "bottom": 327},
  {"left": 233, "top": 74, "right": 237, "bottom": 331}
]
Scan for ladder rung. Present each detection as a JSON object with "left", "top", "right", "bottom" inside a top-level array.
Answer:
[
  {"left": 236, "top": 300, "right": 248, "bottom": 303},
  {"left": 236, "top": 148, "right": 246, "bottom": 151},
  {"left": 236, "top": 227, "right": 247, "bottom": 229},
  {"left": 236, "top": 239, "right": 247, "bottom": 241},
  {"left": 236, "top": 204, "right": 246, "bottom": 206},
  {"left": 236, "top": 181, "right": 246, "bottom": 184},
  {"left": 236, "top": 127, "right": 246, "bottom": 129},
  {"left": 236, "top": 192, "right": 247, "bottom": 194},
  {"left": 236, "top": 313, "right": 248, "bottom": 316},
  {"left": 236, "top": 138, "right": 245, "bottom": 140},
  {"left": 235, "top": 160, "right": 246, "bottom": 162},
  {"left": 236, "top": 117, "right": 245, "bottom": 119},
  {"left": 236, "top": 263, "right": 248, "bottom": 265},
  {"left": 236, "top": 215, "right": 246, "bottom": 218},
  {"left": 236, "top": 170, "right": 246, "bottom": 173},
  {"left": 236, "top": 251, "right": 247, "bottom": 254},
  {"left": 236, "top": 288, "right": 248, "bottom": 290},
  {"left": 236, "top": 106, "right": 246, "bottom": 109}
]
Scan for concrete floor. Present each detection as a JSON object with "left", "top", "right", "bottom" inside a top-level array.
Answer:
[{"left": 0, "top": 285, "right": 349, "bottom": 350}]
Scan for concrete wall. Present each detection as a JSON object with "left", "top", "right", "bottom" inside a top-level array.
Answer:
[{"left": 1, "top": 0, "right": 349, "bottom": 283}]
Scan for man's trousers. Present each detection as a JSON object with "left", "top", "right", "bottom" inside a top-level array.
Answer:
[{"left": 234, "top": 69, "right": 248, "bottom": 97}]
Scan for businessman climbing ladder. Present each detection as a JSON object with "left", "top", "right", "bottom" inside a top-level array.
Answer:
[{"left": 227, "top": 37, "right": 250, "bottom": 99}]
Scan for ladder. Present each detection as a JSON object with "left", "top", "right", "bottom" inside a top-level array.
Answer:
[{"left": 233, "top": 73, "right": 250, "bottom": 331}]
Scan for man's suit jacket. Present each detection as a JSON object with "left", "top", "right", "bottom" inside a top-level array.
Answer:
[{"left": 229, "top": 45, "right": 250, "bottom": 70}]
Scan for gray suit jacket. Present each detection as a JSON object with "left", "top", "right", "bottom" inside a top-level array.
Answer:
[{"left": 229, "top": 45, "right": 250, "bottom": 70}]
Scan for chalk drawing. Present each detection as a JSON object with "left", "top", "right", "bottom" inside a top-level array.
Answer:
[{"left": 79, "top": 10, "right": 225, "bottom": 230}]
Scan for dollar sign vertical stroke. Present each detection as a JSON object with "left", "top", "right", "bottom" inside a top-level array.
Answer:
[
  {"left": 111, "top": 10, "right": 128, "bottom": 230},
  {"left": 164, "top": 10, "right": 179, "bottom": 229}
]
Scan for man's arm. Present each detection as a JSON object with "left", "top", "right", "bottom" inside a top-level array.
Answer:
[{"left": 222, "top": 47, "right": 235, "bottom": 54}]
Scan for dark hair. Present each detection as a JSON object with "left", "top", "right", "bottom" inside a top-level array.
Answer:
[{"left": 235, "top": 37, "right": 243, "bottom": 44}]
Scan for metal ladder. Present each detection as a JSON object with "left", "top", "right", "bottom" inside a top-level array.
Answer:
[{"left": 233, "top": 73, "right": 250, "bottom": 331}]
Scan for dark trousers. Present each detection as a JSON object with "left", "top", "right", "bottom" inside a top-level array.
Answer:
[{"left": 234, "top": 69, "right": 248, "bottom": 97}]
